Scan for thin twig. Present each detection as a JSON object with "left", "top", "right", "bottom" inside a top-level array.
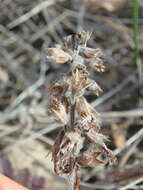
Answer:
[
  {"left": 7, "top": 0, "right": 56, "bottom": 29},
  {"left": 4, "top": 54, "right": 47, "bottom": 111},
  {"left": 114, "top": 128, "right": 143, "bottom": 155},
  {"left": 101, "top": 109, "right": 143, "bottom": 118},
  {"left": 0, "top": 123, "right": 59, "bottom": 154},
  {"left": 91, "top": 72, "right": 136, "bottom": 107},
  {"left": 119, "top": 177, "right": 143, "bottom": 190},
  {"left": 119, "top": 137, "right": 142, "bottom": 168}
]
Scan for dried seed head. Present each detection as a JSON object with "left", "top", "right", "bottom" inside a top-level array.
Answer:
[
  {"left": 47, "top": 31, "right": 116, "bottom": 190},
  {"left": 46, "top": 30, "right": 107, "bottom": 75}
]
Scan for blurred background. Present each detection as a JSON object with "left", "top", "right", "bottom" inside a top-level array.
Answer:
[{"left": 0, "top": 0, "right": 143, "bottom": 189}]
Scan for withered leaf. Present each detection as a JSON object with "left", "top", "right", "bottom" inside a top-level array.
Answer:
[
  {"left": 87, "top": 79, "right": 102, "bottom": 96},
  {"left": 90, "top": 59, "right": 106, "bottom": 72},
  {"left": 47, "top": 46, "right": 72, "bottom": 64},
  {"left": 77, "top": 151, "right": 104, "bottom": 167},
  {"left": 48, "top": 97, "right": 68, "bottom": 124},
  {"left": 80, "top": 47, "right": 103, "bottom": 59}
]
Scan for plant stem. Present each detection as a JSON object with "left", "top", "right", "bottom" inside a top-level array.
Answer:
[
  {"left": 70, "top": 102, "right": 76, "bottom": 126},
  {"left": 132, "top": 0, "right": 142, "bottom": 81}
]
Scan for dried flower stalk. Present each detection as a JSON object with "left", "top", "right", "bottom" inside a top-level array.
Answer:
[{"left": 47, "top": 31, "right": 116, "bottom": 190}]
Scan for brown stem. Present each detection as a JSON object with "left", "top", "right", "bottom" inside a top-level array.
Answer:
[{"left": 70, "top": 102, "right": 76, "bottom": 127}]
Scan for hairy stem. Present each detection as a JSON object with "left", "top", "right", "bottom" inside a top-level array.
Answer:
[{"left": 70, "top": 102, "right": 76, "bottom": 126}]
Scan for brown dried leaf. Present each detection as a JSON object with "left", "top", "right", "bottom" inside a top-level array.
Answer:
[
  {"left": 52, "top": 130, "right": 65, "bottom": 162},
  {"left": 47, "top": 46, "right": 72, "bottom": 64},
  {"left": 48, "top": 98, "right": 68, "bottom": 124},
  {"left": 48, "top": 80, "right": 69, "bottom": 97},
  {"left": 77, "top": 151, "right": 104, "bottom": 167},
  {"left": 90, "top": 59, "right": 106, "bottom": 72},
  {"left": 87, "top": 79, "right": 102, "bottom": 95},
  {"left": 71, "top": 68, "right": 90, "bottom": 97},
  {"left": 75, "top": 98, "right": 100, "bottom": 133},
  {"left": 85, "top": 129, "right": 116, "bottom": 165},
  {"left": 80, "top": 47, "right": 103, "bottom": 59},
  {"left": 86, "top": 130, "right": 108, "bottom": 147},
  {"left": 77, "top": 97, "right": 93, "bottom": 117}
]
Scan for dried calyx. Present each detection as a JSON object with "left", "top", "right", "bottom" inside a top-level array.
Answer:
[{"left": 47, "top": 31, "right": 116, "bottom": 190}]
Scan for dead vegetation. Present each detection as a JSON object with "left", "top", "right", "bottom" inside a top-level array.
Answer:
[
  {"left": 0, "top": 0, "right": 143, "bottom": 190},
  {"left": 47, "top": 31, "right": 116, "bottom": 190}
]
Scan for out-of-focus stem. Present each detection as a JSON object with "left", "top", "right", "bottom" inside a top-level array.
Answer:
[{"left": 132, "top": 0, "right": 142, "bottom": 81}]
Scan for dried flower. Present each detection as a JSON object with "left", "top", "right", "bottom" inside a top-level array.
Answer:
[{"left": 47, "top": 31, "right": 116, "bottom": 190}]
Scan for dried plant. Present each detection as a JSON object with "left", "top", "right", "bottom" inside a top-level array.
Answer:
[{"left": 47, "top": 31, "right": 116, "bottom": 190}]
